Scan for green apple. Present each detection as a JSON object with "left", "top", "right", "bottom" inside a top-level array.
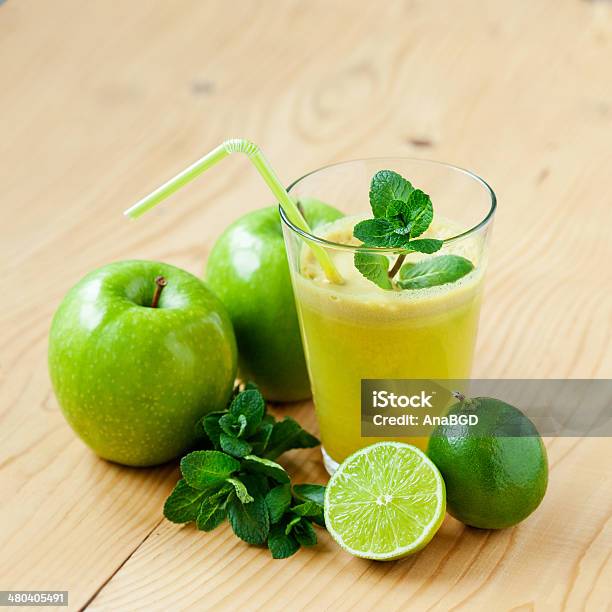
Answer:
[
  {"left": 206, "top": 199, "right": 343, "bottom": 402},
  {"left": 48, "top": 260, "right": 237, "bottom": 467}
]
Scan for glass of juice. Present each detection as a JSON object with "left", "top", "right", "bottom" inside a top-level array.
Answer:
[{"left": 280, "top": 158, "right": 496, "bottom": 474}]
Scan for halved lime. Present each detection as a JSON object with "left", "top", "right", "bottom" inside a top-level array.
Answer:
[{"left": 324, "top": 442, "right": 446, "bottom": 560}]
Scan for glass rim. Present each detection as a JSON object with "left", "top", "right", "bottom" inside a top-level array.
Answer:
[{"left": 279, "top": 156, "right": 497, "bottom": 252}]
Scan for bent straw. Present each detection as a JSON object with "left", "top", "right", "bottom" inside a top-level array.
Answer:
[{"left": 124, "top": 139, "right": 343, "bottom": 284}]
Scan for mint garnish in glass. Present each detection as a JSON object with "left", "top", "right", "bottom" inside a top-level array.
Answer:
[{"left": 353, "top": 170, "right": 474, "bottom": 290}]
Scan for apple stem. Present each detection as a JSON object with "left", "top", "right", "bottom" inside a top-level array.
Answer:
[
  {"left": 388, "top": 254, "right": 406, "bottom": 279},
  {"left": 151, "top": 276, "right": 167, "bottom": 308}
]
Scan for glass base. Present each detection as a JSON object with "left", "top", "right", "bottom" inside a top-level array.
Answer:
[{"left": 321, "top": 446, "right": 339, "bottom": 476}]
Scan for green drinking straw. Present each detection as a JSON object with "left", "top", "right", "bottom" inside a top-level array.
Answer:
[{"left": 124, "top": 138, "right": 344, "bottom": 284}]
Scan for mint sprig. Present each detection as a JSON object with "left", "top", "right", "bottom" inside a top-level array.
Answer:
[
  {"left": 353, "top": 170, "right": 473, "bottom": 290},
  {"left": 163, "top": 384, "right": 325, "bottom": 559}
]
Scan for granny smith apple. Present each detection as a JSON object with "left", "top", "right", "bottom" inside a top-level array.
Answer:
[
  {"left": 48, "top": 260, "right": 237, "bottom": 466},
  {"left": 206, "top": 199, "right": 343, "bottom": 402}
]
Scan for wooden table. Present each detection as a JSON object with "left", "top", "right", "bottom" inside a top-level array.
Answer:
[{"left": 2, "top": 1, "right": 611, "bottom": 610}]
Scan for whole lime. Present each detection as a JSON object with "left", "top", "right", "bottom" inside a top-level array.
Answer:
[{"left": 427, "top": 396, "right": 548, "bottom": 529}]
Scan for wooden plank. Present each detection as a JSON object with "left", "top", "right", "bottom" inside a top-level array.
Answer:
[
  {"left": 88, "top": 438, "right": 612, "bottom": 611},
  {"left": 1, "top": 0, "right": 611, "bottom": 610}
]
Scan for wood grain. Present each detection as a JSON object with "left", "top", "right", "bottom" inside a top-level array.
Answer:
[{"left": 1, "top": 0, "right": 611, "bottom": 610}]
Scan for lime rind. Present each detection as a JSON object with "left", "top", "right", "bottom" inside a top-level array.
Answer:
[{"left": 324, "top": 442, "right": 446, "bottom": 560}]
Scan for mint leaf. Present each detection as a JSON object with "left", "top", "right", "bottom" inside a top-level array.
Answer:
[
  {"left": 291, "top": 501, "right": 322, "bottom": 518},
  {"left": 196, "top": 485, "right": 231, "bottom": 531},
  {"left": 293, "top": 519, "right": 318, "bottom": 547},
  {"left": 398, "top": 254, "right": 474, "bottom": 289},
  {"left": 293, "top": 484, "right": 326, "bottom": 506},
  {"left": 387, "top": 190, "right": 433, "bottom": 238},
  {"left": 385, "top": 200, "right": 414, "bottom": 234},
  {"left": 265, "top": 484, "right": 292, "bottom": 523},
  {"left": 369, "top": 170, "right": 414, "bottom": 218},
  {"left": 196, "top": 503, "right": 227, "bottom": 532},
  {"left": 202, "top": 412, "right": 224, "bottom": 450},
  {"left": 405, "top": 238, "right": 443, "bottom": 254},
  {"left": 163, "top": 479, "right": 208, "bottom": 523},
  {"left": 194, "top": 416, "right": 215, "bottom": 449},
  {"left": 240, "top": 472, "right": 270, "bottom": 498},
  {"left": 263, "top": 417, "right": 320, "bottom": 460},
  {"left": 406, "top": 190, "right": 434, "bottom": 237},
  {"left": 268, "top": 524, "right": 300, "bottom": 559},
  {"left": 228, "top": 495, "right": 270, "bottom": 545},
  {"left": 228, "top": 388, "right": 265, "bottom": 436},
  {"left": 248, "top": 422, "right": 274, "bottom": 455},
  {"left": 180, "top": 450, "right": 240, "bottom": 490},
  {"left": 353, "top": 218, "right": 406, "bottom": 248},
  {"left": 354, "top": 252, "right": 392, "bottom": 290},
  {"left": 226, "top": 477, "right": 255, "bottom": 504},
  {"left": 291, "top": 501, "right": 325, "bottom": 527},
  {"left": 292, "top": 486, "right": 326, "bottom": 527},
  {"left": 220, "top": 433, "right": 252, "bottom": 458},
  {"left": 355, "top": 191, "right": 436, "bottom": 254},
  {"left": 285, "top": 515, "right": 302, "bottom": 534},
  {"left": 243, "top": 455, "right": 290, "bottom": 483},
  {"left": 219, "top": 413, "right": 247, "bottom": 438},
  {"left": 236, "top": 414, "right": 249, "bottom": 434}
]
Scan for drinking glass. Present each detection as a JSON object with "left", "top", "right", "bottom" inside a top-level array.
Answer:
[{"left": 280, "top": 158, "right": 496, "bottom": 474}]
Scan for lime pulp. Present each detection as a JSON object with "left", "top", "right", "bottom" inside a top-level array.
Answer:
[{"left": 324, "top": 442, "right": 446, "bottom": 560}]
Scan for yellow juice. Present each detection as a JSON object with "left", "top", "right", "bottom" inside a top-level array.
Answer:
[{"left": 294, "top": 216, "right": 485, "bottom": 466}]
